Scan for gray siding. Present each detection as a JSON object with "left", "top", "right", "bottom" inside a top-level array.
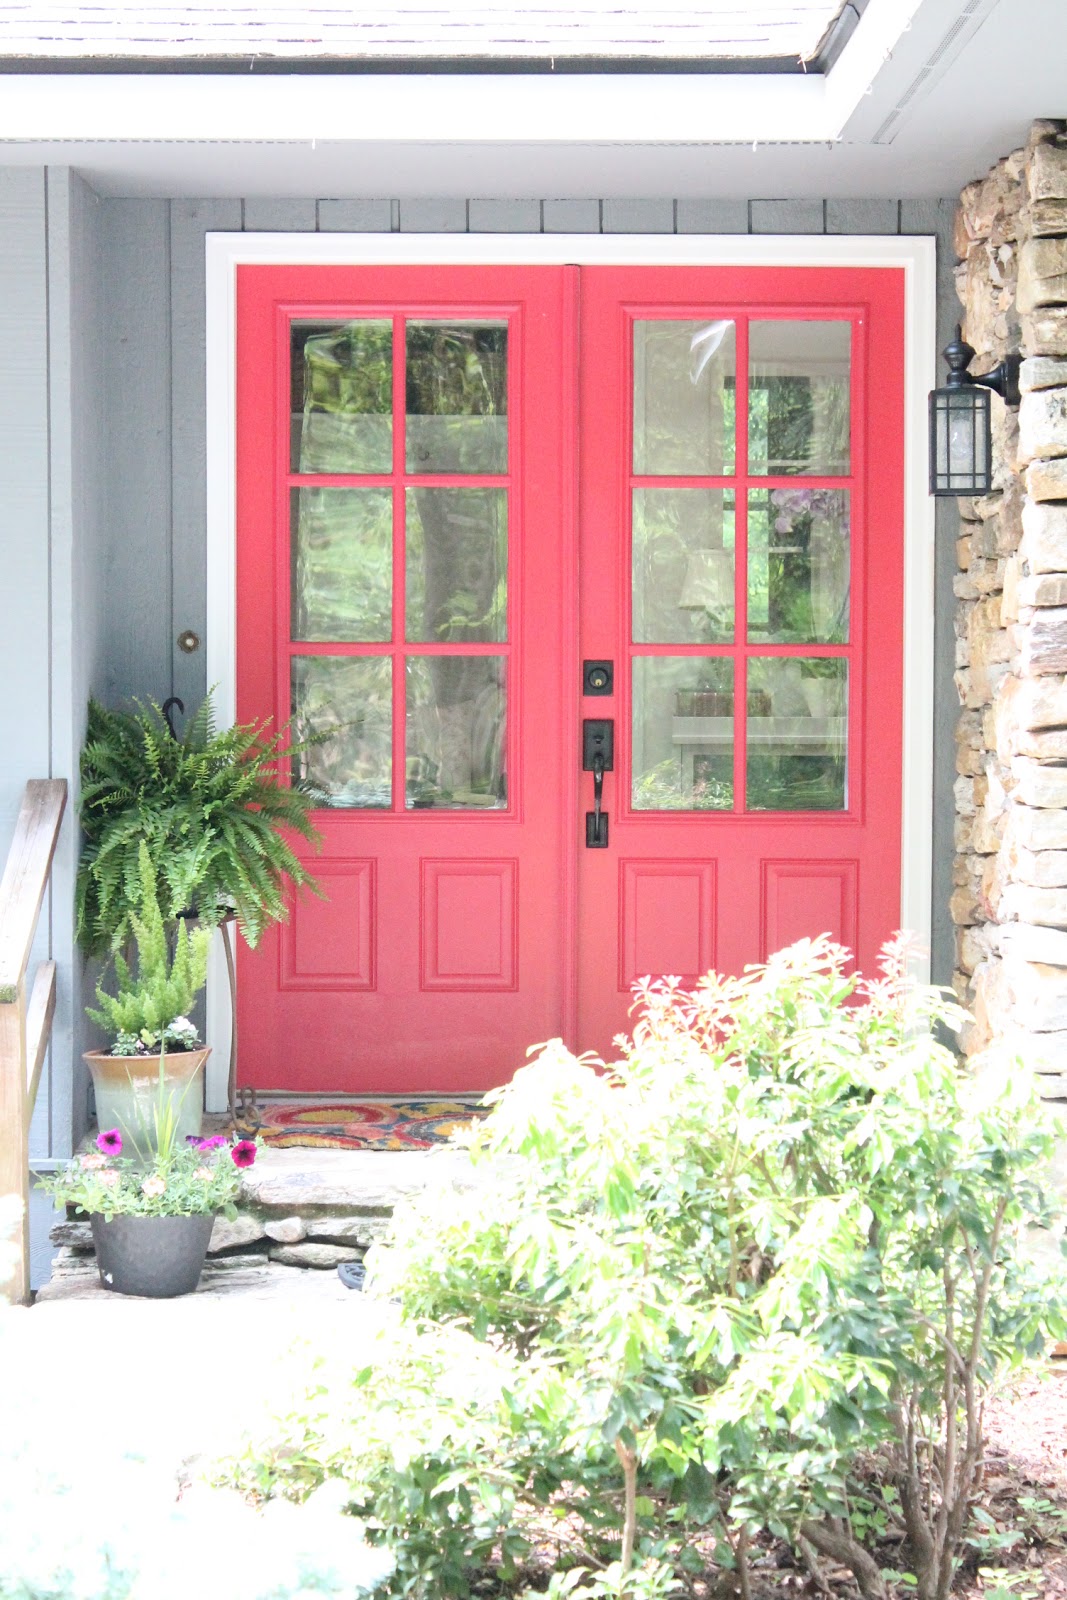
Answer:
[
  {"left": 0, "top": 167, "right": 109, "bottom": 1282},
  {"left": 0, "top": 178, "right": 960, "bottom": 1260}
]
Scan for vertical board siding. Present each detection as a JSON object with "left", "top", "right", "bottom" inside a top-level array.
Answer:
[
  {"left": 0, "top": 168, "right": 52, "bottom": 1191},
  {"left": 602, "top": 198, "right": 675, "bottom": 234},
  {"left": 468, "top": 199, "right": 542, "bottom": 233},
  {"left": 170, "top": 200, "right": 242, "bottom": 717},
  {"left": 676, "top": 199, "right": 749, "bottom": 234},
  {"left": 100, "top": 201, "right": 174, "bottom": 707},
  {"left": 318, "top": 199, "right": 393, "bottom": 232},
  {"left": 66, "top": 171, "right": 111, "bottom": 1161},
  {"left": 0, "top": 169, "right": 50, "bottom": 855}
]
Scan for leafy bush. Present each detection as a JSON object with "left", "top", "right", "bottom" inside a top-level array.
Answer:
[
  {"left": 87, "top": 844, "right": 211, "bottom": 1050},
  {"left": 220, "top": 938, "right": 1067, "bottom": 1600},
  {"left": 76, "top": 693, "right": 320, "bottom": 955}
]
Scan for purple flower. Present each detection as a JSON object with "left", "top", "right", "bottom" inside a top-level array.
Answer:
[
  {"left": 199, "top": 1135, "right": 229, "bottom": 1149},
  {"left": 230, "top": 1139, "right": 257, "bottom": 1169},
  {"left": 96, "top": 1128, "right": 122, "bottom": 1155}
]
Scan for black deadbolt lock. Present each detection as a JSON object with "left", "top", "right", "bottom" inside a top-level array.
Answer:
[{"left": 583, "top": 660, "right": 613, "bottom": 696}]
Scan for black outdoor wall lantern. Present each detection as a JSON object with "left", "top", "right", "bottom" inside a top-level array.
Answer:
[{"left": 929, "top": 324, "right": 1021, "bottom": 496}]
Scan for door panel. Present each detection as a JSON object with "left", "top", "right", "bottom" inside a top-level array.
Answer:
[
  {"left": 576, "top": 267, "right": 904, "bottom": 1058},
  {"left": 236, "top": 261, "right": 905, "bottom": 1089},
  {"left": 236, "top": 265, "right": 576, "bottom": 1092}
]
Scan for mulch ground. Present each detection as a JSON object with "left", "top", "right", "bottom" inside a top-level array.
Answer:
[
  {"left": 955, "top": 1364, "right": 1067, "bottom": 1598},
  {"left": 502, "top": 1365, "right": 1067, "bottom": 1600}
]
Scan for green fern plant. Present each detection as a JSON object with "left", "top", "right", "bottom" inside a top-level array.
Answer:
[
  {"left": 76, "top": 693, "right": 321, "bottom": 956},
  {"left": 88, "top": 843, "right": 212, "bottom": 1049}
]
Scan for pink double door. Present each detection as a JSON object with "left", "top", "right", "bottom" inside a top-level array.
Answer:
[{"left": 236, "top": 261, "right": 904, "bottom": 1092}]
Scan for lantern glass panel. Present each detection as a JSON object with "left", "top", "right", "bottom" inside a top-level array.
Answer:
[{"left": 929, "top": 386, "right": 992, "bottom": 495}]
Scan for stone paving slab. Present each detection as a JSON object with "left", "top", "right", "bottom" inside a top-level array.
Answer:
[{"left": 36, "top": 1254, "right": 357, "bottom": 1302}]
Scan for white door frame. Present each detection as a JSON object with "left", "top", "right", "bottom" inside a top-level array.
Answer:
[{"left": 205, "top": 231, "right": 936, "bottom": 1113}]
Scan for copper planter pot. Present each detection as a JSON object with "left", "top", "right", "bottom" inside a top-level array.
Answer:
[{"left": 84, "top": 1048, "right": 210, "bottom": 1155}]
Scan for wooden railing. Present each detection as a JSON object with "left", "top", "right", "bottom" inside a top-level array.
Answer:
[{"left": 0, "top": 780, "right": 67, "bottom": 1305}]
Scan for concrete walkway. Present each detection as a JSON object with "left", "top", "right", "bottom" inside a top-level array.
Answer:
[{"left": 0, "top": 1289, "right": 397, "bottom": 1597}]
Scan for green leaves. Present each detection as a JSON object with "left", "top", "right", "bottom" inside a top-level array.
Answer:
[
  {"left": 76, "top": 693, "right": 321, "bottom": 955},
  {"left": 218, "top": 936, "right": 1067, "bottom": 1598},
  {"left": 87, "top": 843, "right": 212, "bottom": 1047}
]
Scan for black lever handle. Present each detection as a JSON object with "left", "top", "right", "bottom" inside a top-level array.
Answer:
[{"left": 584, "top": 724, "right": 612, "bottom": 848}]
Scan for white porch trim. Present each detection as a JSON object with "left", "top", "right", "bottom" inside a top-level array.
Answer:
[{"left": 205, "top": 230, "right": 936, "bottom": 1112}]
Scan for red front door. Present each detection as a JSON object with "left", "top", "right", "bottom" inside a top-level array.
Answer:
[{"left": 235, "top": 261, "right": 904, "bottom": 1091}]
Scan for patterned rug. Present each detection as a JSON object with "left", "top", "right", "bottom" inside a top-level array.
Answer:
[{"left": 254, "top": 1098, "right": 487, "bottom": 1151}]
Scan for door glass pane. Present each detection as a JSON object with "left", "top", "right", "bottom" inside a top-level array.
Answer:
[
  {"left": 747, "top": 489, "right": 850, "bottom": 644},
  {"left": 406, "top": 488, "right": 507, "bottom": 643},
  {"left": 291, "top": 320, "right": 392, "bottom": 474},
  {"left": 748, "top": 321, "right": 850, "bottom": 476},
  {"left": 632, "top": 657, "right": 734, "bottom": 810},
  {"left": 406, "top": 322, "right": 508, "bottom": 474},
  {"left": 406, "top": 656, "right": 506, "bottom": 809},
  {"left": 290, "top": 655, "right": 392, "bottom": 809},
  {"left": 746, "top": 658, "right": 847, "bottom": 812},
  {"left": 633, "top": 488, "right": 735, "bottom": 644},
  {"left": 633, "top": 320, "right": 736, "bottom": 476},
  {"left": 290, "top": 487, "right": 393, "bottom": 642}
]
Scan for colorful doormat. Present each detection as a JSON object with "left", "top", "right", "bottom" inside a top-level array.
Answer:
[{"left": 255, "top": 1098, "right": 487, "bottom": 1151}]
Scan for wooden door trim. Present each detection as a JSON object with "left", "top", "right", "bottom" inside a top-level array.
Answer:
[{"left": 206, "top": 232, "right": 935, "bottom": 1111}]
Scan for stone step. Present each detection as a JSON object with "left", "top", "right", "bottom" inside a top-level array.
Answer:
[{"left": 41, "top": 1144, "right": 498, "bottom": 1303}]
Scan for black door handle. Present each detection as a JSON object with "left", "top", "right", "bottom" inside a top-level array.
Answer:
[{"left": 583, "top": 720, "right": 613, "bottom": 847}]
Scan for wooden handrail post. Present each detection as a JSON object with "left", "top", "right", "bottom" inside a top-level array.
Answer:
[
  {"left": 0, "top": 779, "right": 67, "bottom": 1305},
  {"left": 0, "top": 986, "right": 29, "bottom": 1304}
]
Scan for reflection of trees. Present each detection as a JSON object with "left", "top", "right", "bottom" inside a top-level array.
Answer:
[
  {"left": 292, "top": 489, "right": 393, "bottom": 642},
  {"left": 293, "top": 319, "right": 510, "bottom": 809},
  {"left": 405, "top": 326, "right": 508, "bottom": 806},
  {"left": 291, "top": 658, "right": 392, "bottom": 808},
  {"left": 296, "top": 322, "right": 393, "bottom": 473}
]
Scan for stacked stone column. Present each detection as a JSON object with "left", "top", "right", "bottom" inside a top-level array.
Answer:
[{"left": 953, "top": 119, "right": 1067, "bottom": 1094}]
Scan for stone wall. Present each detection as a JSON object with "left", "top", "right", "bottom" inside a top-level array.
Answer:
[{"left": 954, "top": 119, "right": 1067, "bottom": 1091}]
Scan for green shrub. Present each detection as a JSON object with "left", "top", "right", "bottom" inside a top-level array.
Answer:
[{"left": 221, "top": 938, "right": 1067, "bottom": 1600}]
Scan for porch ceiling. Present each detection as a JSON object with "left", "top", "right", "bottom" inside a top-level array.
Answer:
[{"left": 0, "top": 0, "right": 1062, "bottom": 198}]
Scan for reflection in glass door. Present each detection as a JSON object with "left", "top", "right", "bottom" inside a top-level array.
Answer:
[
  {"left": 288, "top": 317, "right": 510, "bottom": 812},
  {"left": 630, "top": 315, "right": 853, "bottom": 816}
]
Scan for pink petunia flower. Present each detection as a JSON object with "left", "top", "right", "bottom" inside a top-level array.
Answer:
[
  {"left": 230, "top": 1140, "right": 257, "bottom": 1169},
  {"left": 96, "top": 1128, "right": 122, "bottom": 1155},
  {"left": 141, "top": 1175, "right": 166, "bottom": 1198}
]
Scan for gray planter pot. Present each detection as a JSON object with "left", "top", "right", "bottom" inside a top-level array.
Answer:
[{"left": 90, "top": 1212, "right": 214, "bottom": 1298}]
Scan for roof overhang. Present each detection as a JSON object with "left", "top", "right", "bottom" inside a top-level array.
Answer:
[{"left": 0, "top": 0, "right": 1060, "bottom": 199}]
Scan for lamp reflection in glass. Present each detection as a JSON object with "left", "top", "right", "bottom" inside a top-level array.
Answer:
[
  {"left": 929, "top": 325, "right": 1020, "bottom": 497},
  {"left": 677, "top": 547, "right": 734, "bottom": 629}
]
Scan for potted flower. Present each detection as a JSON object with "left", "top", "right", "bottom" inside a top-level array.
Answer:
[
  {"left": 41, "top": 1106, "right": 259, "bottom": 1298},
  {"left": 85, "top": 842, "right": 212, "bottom": 1150}
]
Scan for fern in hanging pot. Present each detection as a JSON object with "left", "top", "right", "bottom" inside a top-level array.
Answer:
[{"left": 75, "top": 691, "right": 322, "bottom": 957}]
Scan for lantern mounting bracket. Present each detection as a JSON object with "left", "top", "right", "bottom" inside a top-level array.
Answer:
[{"left": 941, "top": 325, "right": 1021, "bottom": 409}]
